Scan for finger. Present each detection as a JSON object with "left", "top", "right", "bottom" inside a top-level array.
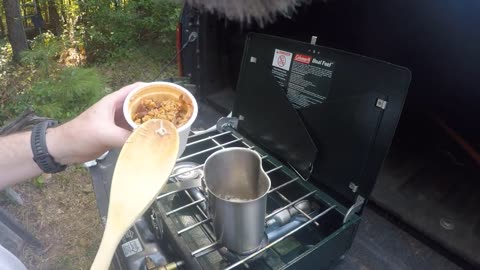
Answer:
[
  {"left": 112, "top": 82, "right": 147, "bottom": 128},
  {"left": 110, "top": 82, "right": 147, "bottom": 105},
  {"left": 114, "top": 107, "right": 132, "bottom": 131}
]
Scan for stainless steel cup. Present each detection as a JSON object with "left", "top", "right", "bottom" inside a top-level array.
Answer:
[{"left": 204, "top": 147, "right": 271, "bottom": 255}]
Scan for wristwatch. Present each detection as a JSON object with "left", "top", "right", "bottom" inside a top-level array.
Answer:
[{"left": 30, "top": 120, "right": 67, "bottom": 173}]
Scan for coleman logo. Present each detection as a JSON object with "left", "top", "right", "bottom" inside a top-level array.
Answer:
[
  {"left": 294, "top": 54, "right": 311, "bottom": 64},
  {"left": 312, "top": 58, "right": 334, "bottom": 68}
]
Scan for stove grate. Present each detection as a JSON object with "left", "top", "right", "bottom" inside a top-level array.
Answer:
[{"left": 155, "top": 128, "right": 351, "bottom": 270}]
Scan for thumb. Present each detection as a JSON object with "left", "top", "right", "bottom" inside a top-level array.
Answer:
[{"left": 106, "top": 126, "right": 132, "bottom": 148}]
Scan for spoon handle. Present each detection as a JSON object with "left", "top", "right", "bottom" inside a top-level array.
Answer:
[{"left": 91, "top": 225, "right": 123, "bottom": 270}]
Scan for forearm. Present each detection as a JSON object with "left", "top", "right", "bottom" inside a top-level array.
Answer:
[
  {"left": 0, "top": 83, "right": 141, "bottom": 190},
  {"left": 0, "top": 131, "right": 42, "bottom": 188},
  {"left": 0, "top": 126, "right": 73, "bottom": 189}
]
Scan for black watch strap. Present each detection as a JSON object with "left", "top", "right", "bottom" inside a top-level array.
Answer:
[{"left": 31, "top": 120, "right": 67, "bottom": 173}]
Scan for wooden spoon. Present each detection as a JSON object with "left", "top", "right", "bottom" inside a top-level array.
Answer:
[{"left": 91, "top": 119, "right": 179, "bottom": 270}]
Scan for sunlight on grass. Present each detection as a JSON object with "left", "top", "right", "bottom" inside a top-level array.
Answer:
[{"left": 0, "top": 40, "right": 12, "bottom": 74}]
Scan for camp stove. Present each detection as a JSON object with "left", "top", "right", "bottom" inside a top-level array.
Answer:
[
  {"left": 151, "top": 125, "right": 357, "bottom": 270},
  {"left": 92, "top": 33, "right": 411, "bottom": 270}
]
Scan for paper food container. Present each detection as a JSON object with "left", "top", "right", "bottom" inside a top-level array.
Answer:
[{"left": 123, "top": 82, "right": 198, "bottom": 157}]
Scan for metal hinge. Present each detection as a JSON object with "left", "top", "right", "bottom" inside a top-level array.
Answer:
[
  {"left": 216, "top": 117, "right": 239, "bottom": 132},
  {"left": 343, "top": 195, "right": 365, "bottom": 224},
  {"left": 349, "top": 182, "right": 358, "bottom": 193},
  {"left": 376, "top": 98, "right": 388, "bottom": 110}
]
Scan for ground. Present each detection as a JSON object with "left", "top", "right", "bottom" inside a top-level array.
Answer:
[
  {"left": 0, "top": 39, "right": 177, "bottom": 269},
  {"left": 1, "top": 167, "right": 101, "bottom": 270}
]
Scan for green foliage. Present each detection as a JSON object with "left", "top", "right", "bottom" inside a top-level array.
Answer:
[
  {"left": 0, "top": 31, "right": 104, "bottom": 122},
  {"left": 82, "top": 0, "right": 180, "bottom": 61},
  {"left": 29, "top": 67, "right": 105, "bottom": 121},
  {"left": 21, "top": 32, "right": 61, "bottom": 78},
  {"left": 0, "top": 41, "right": 37, "bottom": 124},
  {"left": 3, "top": 66, "right": 104, "bottom": 123},
  {"left": 0, "top": 39, "right": 11, "bottom": 63},
  {"left": 97, "top": 42, "right": 177, "bottom": 89},
  {"left": 33, "top": 175, "right": 45, "bottom": 189},
  {"left": 0, "top": 0, "right": 180, "bottom": 126}
]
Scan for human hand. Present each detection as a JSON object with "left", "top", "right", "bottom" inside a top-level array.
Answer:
[{"left": 47, "top": 82, "right": 147, "bottom": 164}]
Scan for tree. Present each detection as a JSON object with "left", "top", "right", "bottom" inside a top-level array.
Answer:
[
  {"left": 0, "top": 12, "right": 6, "bottom": 37},
  {"left": 39, "top": 0, "right": 48, "bottom": 23},
  {"left": 47, "top": 0, "right": 60, "bottom": 35},
  {"left": 36, "top": 0, "right": 45, "bottom": 25},
  {"left": 3, "top": 0, "right": 28, "bottom": 61}
]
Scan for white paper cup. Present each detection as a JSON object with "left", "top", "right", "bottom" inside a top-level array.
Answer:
[{"left": 123, "top": 82, "right": 198, "bottom": 157}]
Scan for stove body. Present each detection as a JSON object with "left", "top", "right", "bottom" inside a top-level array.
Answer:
[
  {"left": 153, "top": 127, "right": 361, "bottom": 270},
  {"left": 91, "top": 33, "right": 411, "bottom": 270}
]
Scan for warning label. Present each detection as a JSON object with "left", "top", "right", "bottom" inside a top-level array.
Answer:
[
  {"left": 286, "top": 54, "right": 335, "bottom": 109},
  {"left": 271, "top": 49, "right": 293, "bottom": 88},
  {"left": 272, "top": 49, "right": 293, "bottom": 71},
  {"left": 271, "top": 50, "right": 335, "bottom": 108}
]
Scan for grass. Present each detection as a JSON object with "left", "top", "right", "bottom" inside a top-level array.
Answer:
[
  {"left": 51, "top": 257, "right": 73, "bottom": 270},
  {"left": 97, "top": 40, "right": 178, "bottom": 90}
]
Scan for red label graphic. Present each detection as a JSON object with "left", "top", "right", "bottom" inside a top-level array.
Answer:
[
  {"left": 277, "top": 50, "right": 292, "bottom": 56},
  {"left": 278, "top": 55, "right": 286, "bottom": 67},
  {"left": 294, "top": 54, "right": 312, "bottom": 64}
]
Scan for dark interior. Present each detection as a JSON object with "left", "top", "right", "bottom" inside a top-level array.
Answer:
[{"left": 180, "top": 0, "right": 480, "bottom": 267}]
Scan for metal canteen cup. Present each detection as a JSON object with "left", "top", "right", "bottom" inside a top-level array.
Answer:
[{"left": 203, "top": 147, "right": 271, "bottom": 255}]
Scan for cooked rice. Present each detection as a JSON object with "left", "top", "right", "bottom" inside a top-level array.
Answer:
[{"left": 133, "top": 95, "right": 193, "bottom": 127}]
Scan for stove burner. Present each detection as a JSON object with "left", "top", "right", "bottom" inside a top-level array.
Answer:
[
  {"left": 170, "top": 161, "right": 207, "bottom": 213},
  {"left": 218, "top": 236, "right": 269, "bottom": 261},
  {"left": 172, "top": 162, "right": 204, "bottom": 182}
]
